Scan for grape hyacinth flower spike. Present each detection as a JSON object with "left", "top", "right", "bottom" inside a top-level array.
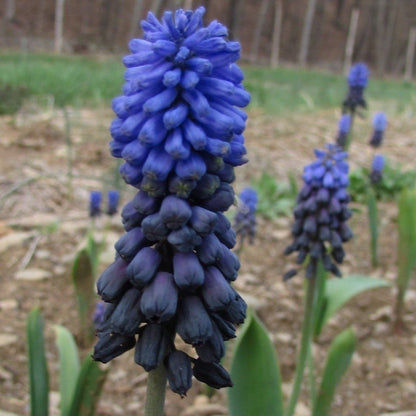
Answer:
[
  {"left": 284, "top": 144, "right": 353, "bottom": 279},
  {"left": 234, "top": 187, "right": 257, "bottom": 248},
  {"left": 369, "top": 112, "right": 387, "bottom": 148},
  {"left": 93, "top": 6, "right": 250, "bottom": 401},
  {"left": 92, "top": 301, "right": 107, "bottom": 330},
  {"left": 343, "top": 63, "right": 369, "bottom": 114},
  {"left": 107, "top": 190, "right": 120, "bottom": 216},
  {"left": 89, "top": 191, "right": 102, "bottom": 217},
  {"left": 335, "top": 114, "right": 351, "bottom": 149},
  {"left": 370, "top": 154, "right": 385, "bottom": 185}
]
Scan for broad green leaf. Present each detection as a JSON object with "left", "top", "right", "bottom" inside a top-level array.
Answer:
[
  {"left": 229, "top": 309, "right": 283, "bottom": 416},
  {"left": 72, "top": 248, "right": 95, "bottom": 344},
  {"left": 86, "top": 232, "right": 103, "bottom": 279},
  {"left": 367, "top": 187, "right": 379, "bottom": 268},
  {"left": 55, "top": 325, "right": 81, "bottom": 416},
  {"left": 313, "top": 328, "right": 356, "bottom": 416},
  {"left": 68, "top": 355, "right": 107, "bottom": 416},
  {"left": 397, "top": 188, "right": 416, "bottom": 307},
  {"left": 318, "top": 275, "right": 389, "bottom": 335},
  {"left": 27, "top": 308, "right": 49, "bottom": 416}
]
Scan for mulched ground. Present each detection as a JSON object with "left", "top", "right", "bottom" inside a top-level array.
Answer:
[{"left": 1, "top": 104, "right": 416, "bottom": 416}]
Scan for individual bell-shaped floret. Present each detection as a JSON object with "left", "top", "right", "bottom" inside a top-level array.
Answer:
[
  {"left": 93, "top": 332, "right": 136, "bottom": 364},
  {"left": 165, "top": 351, "right": 193, "bottom": 397},
  {"left": 193, "top": 359, "right": 233, "bottom": 389},
  {"left": 96, "top": 256, "right": 130, "bottom": 302},
  {"left": 176, "top": 296, "right": 213, "bottom": 345},
  {"left": 134, "top": 324, "right": 170, "bottom": 371}
]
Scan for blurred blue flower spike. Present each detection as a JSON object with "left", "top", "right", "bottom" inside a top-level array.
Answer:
[
  {"left": 284, "top": 144, "right": 353, "bottom": 279},
  {"left": 107, "top": 190, "right": 120, "bottom": 216},
  {"left": 92, "top": 301, "right": 107, "bottom": 330},
  {"left": 93, "top": 6, "right": 250, "bottom": 398},
  {"left": 370, "top": 154, "right": 385, "bottom": 185},
  {"left": 369, "top": 112, "right": 387, "bottom": 148},
  {"left": 234, "top": 187, "right": 258, "bottom": 248},
  {"left": 343, "top": 63, "right": 369, "bottom": 114},
  {"left": 335, "top": 114, "right": 351, "bottom": 149},
  {"left": 89, "top": 191, "right": 102, "bottom": 218}
]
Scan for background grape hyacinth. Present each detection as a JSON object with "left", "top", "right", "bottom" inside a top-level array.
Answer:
[
  {"left": 234, "top": 187, "right": 257, "bottom": 246},
  {"left": 89, "top": 191, "right": 102, "bottom": 217},
  {"left": 370, "top": 154, "right": 385, "bottom": 185},
  {"left": 343, "top": 63, "right": 369, "bottom": 114},
  {"left": 335, "top": 114, "right": 351, "bottom": 148},
  {"left": 93, "top": 7, "right": 250, "bottom": 397},
  {"left": 284, "top": 144, "right": 353, "bottom": 279},
  {"left": 369, "top": 112, "right": 387, "bottom": 147}
]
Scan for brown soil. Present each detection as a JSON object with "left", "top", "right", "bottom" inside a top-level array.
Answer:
[{"left": 1, "top": 106, "right": 416, "bottom": 416}]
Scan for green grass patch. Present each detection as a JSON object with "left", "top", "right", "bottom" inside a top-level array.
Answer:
[
  {"left": 0, "top": 53, "right": 415, "bottom": 114},
  {"left": 0, "top": 53, "right": 124, "bottom": 108},
  {"left": 244, "top": 66, "right": 416, "bottom": 115}
]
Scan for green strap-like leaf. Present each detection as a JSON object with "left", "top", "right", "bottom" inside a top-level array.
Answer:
[
  {"left": 229, "top": 309, "right": 284, "bottom": 416},
  {"left": 397, "top": 188, "right": 416, "bottom": 305},
  {"left": 27, "top": 308, "right": 49, "bottom": 416},
  {"left": 68, "top": 355, "right": 107, "bottom": 416},
  {"left": 313, "top": 328, "right": 356, "bottom": 416},
  {"left": 55, "top": 325, "right": 81, "bottom": 416},
  {"left": 72, "top": 248, "right": 95, "bottom": 344},
  {"left": 86, "top": 232, "right": 102, "bottom": 279},
  {"left": 318, "top": 274, "right": 389, "bottom": 334}
]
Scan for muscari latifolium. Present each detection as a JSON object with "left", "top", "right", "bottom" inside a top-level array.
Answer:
[
  {"left": 369, "top": 112, "right": 387, "bottom": 148},
  {"left": 92, "top": 6, "right": 250, "bottom": 405},
  {"left": 285, "top": 144, "right": 353, "bottom": 279},
  {"left": 335, "top": 114, "right": 351, "bottom": 149},
  {"left": 342, "top": 63, "right": 369, "bottom": 116}
]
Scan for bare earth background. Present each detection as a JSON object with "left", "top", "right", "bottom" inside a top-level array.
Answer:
[{"left": 1, "top": 105, "right": 416, "bottom": 416}]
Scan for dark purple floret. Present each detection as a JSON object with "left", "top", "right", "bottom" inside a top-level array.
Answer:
[
  {"left": 193, "top": 359, "right": 233, "bottom": 389},
  {"left": 165, "top": 351, "right": 193, "bottom": 397},
  {"left": 93, "top": 332, "right": 136, "bottom": 363},
  {"left": 135, "top": 324, "right": 170, "bottom": 371},
  {"left": 285, "top": 144, "right": 353, "bottom": 279},
  {"left": 93, "top": 6, "right": 249, "bottom": 397}
]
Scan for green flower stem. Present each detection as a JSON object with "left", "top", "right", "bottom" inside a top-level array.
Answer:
[
  {"left": 145, "top": 365, "right": 167, "bottom": 416},
  {"left": 284, "top": 268, "right": 318, "bottom": 416}
]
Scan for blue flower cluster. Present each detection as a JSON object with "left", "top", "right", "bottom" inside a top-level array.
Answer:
[
  {"left": 233, "top": 187, "right": 257, "bottom": 245},
  {"left": 343, "top": 63, "right": 369, "bottom": 114},
  {"left": 370, "top": 154, "right": 385, "bottom": 185},
  {"left": 93, "top": 7, "right": 249, "bottom": 396},
  {"left": 284, "top": 144, "right": 353, "bottom": 279},
  {"left": 335, "top": 114, "right": 351, "bottom": 148},
  {"left": 369, "top": 112, "right": 387, "bottom": 148}
]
